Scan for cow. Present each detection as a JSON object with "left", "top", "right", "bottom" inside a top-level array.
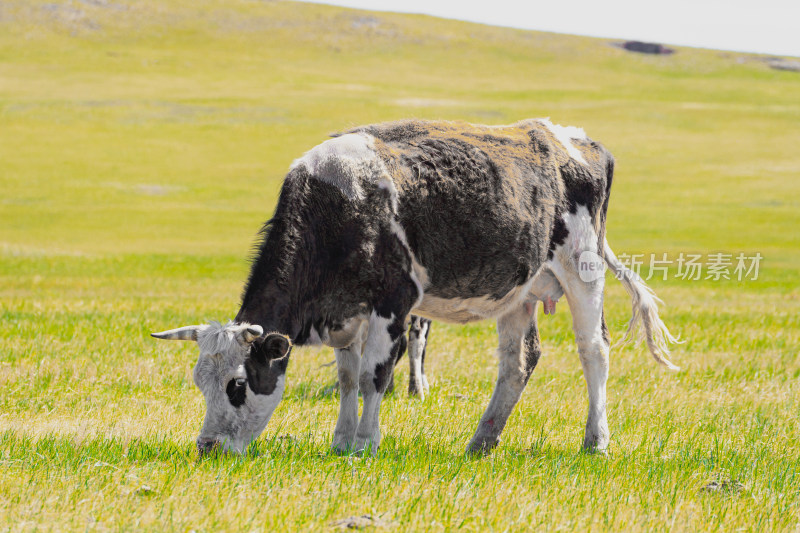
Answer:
[{"left": 152, "top": 118, "right": 680, "bottom": 457}]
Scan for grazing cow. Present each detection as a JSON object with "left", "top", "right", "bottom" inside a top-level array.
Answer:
[
  {"left": 152, "top": 119, "right": 679, "bottom": 456},
  {"left": 386, "top": 315, "right": 432, "bottom": 398}
]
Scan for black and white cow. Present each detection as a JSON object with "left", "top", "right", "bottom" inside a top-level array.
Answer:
[{"left": 152, "top": 119, "right": 679, "bottom": 456}]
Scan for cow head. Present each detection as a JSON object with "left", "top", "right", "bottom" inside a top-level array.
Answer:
[{"left": 151, "top": 321, "right": 291, "bottom": 455}]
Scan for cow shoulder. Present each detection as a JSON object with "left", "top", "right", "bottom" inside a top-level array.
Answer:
[{"left": 289, "top": 132, "right": 389, "bottom": 201}]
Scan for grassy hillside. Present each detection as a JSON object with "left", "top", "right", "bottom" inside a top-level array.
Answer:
[{"left": 1, "top": 1, "right": 798, "bottom": 530}]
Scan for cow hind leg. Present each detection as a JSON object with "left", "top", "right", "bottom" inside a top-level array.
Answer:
[
  {"left": 552, "top": 259, "right": 611, "bottom": 453},
  {"left": 467, "top": 304, "right": 541, "bottom": 455},
  {"left": 419, "top": 318, "right": 431, "bottom": 392},
  {"left": 569, "top": 279, "right": 610, "bottom": 452},
  {"left": 407, "top": 316, "right": 430, "bottom": 399}
]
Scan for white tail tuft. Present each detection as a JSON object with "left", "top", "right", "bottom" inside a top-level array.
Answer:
[{"left": 603, "top": 239, "right": 682, "bottom": 371}]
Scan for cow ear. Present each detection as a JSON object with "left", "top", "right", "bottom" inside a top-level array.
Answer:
[{"left": 263, "top": 333, "right": 291, "bottom": 359}]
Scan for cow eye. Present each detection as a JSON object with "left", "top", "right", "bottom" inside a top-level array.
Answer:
[{"left": 225, "top": 378, "right": 247, "bottom": 408}]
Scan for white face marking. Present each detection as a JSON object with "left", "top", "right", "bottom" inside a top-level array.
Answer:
[
  {"left": 191, "top": 322, "right": 286, "bottom": 454},
  {"left": 538, "top": 118, "right": 588, "bottom": 165},
  {"left": 289, "top": 133, "right": 387, "bottom": 200}
]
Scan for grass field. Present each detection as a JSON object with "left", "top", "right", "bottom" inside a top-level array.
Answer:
[{"left": 1, "top": 0, "right": 799, "bottom": 530}]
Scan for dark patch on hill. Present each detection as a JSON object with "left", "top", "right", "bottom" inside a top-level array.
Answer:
[
  {"left": 763, "top": 57, "right": 800, "bottom": 72},
  {"left": 619, "top": 41, "right": 675, "bottom": 55}
]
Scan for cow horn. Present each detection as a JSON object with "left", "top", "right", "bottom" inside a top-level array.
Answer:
[
  {"left": 242, "top": 325, "right": 263, "bottom": 344},
  {"left": 151, "top": 325, "right": 206, "bottom": 341}
]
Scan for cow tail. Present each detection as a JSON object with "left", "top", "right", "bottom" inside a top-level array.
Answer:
[{"left": 603, "top": 238, "right": 681, "bottom": 370}]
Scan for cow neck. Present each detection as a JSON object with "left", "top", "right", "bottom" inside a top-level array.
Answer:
[
  {"left": 235, "top": 276, "right": 297, "bottom": 340},
  {"left": 235, "top": 170, "right": 316, "bottom": 341}
]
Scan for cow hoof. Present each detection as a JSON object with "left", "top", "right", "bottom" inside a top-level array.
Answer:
[
  {"left": 407, "top": 386, "right": 425, "bottom": 401},
  {"left": 582, "top": 436, "right": 610, "bottom": 455},
  {"left": 465, "top": 436, "right": 500, "bottom": 456},
  {"left": 353, "top": 438, "right": 379, "bottom": 457},
  {"left": 331, "top": 434, "right": 358, "bottom": 456},
  {"left": 582, "top": 446, "right": 609, "bottom": 456},
  {"left": 331, "top": 443, "right": 357, "bottom": 456}
]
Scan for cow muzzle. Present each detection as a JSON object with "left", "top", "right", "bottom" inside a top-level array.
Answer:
[{"left": 196, "top": 437, "right": 223, "bottom": 457}]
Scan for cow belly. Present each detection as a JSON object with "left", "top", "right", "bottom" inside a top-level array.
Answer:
[{"left": 413, "top": 279, "right": 535, "bottom": 324}]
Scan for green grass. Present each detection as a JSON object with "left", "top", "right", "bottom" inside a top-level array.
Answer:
[{"left": 1, "top": 0, "right": 799, "bottom": 530}]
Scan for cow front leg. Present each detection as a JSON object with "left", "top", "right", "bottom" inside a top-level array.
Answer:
[
  {"left": 467, "top": 303, "right": 541, "bottom": 455},
  {"left": 353, "top": 313, "right": 405, "bottom": 455},
  {"left": 331, "top": 339, "right": 363, "bottom": 454}
]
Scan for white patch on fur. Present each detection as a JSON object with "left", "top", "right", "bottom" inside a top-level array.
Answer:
[
  {"left": 538, "top": 118, "right": 588, "bottom": 165},
  {"left": 545, "top": 205, "right": 602, "bottom": 300},
  {"left": 379, "top": 178, "right": 399, "bottom": 213},
  {"left": 362, "top": 313, "right": 396, "bottom": 364},
  {"left": 416, "top": 320, "right": 429, "bottom": 382},
  {"left": 565, "top": 205, "right": 599, "bottom": 257},
  {"left": 307, "top": 317, "right": 368, "bottom": 349},
  {"left": 290, "top": 133, "right": 387, "bottom": 200}
]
